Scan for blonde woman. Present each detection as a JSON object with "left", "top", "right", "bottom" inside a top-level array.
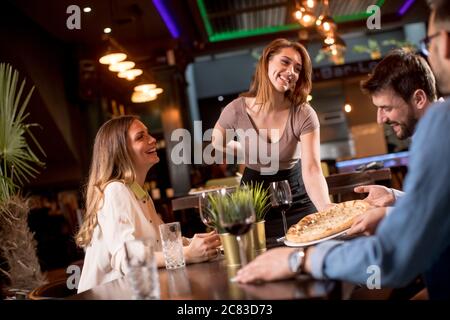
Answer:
[
  {"left": 213, "top": 39, "right": 333, "bottom": 245},
  {"left": 76, "top": 116, "right": 220, "bottom": 293}
]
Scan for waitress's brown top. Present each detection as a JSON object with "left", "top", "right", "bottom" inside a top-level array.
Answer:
[{"left": 217, "top": 96, "right": 320, "bottom": 172}]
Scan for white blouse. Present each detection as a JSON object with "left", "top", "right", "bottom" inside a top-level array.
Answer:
[{"left": 77, "top": 181, "right": 162, "bottom": 293}]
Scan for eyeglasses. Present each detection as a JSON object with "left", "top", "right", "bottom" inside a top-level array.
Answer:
[{"left": 420, "top": 32, "right": 440, "bottom": 56}]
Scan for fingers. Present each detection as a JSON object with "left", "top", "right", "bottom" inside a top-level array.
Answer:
[
  {"left": 354, "top": 185, "right": 375, "bottom": 193},
  {"left": 347, "top": 218, "right": 364, "bottom": 235},
  {"left": 195, "top": 230, "right": 217, "bottom": 238},
  {"left": 234, "top": 262, "right": 262, "bottom": 284}
]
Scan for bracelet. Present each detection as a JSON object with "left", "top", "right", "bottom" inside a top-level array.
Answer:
[{"left": 389, "top": 188, "right": 396, "bottom": 201}]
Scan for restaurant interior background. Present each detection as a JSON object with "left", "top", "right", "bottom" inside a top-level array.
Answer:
[{"left": 0, "top": 0, "right": 430, "bottom": 288}]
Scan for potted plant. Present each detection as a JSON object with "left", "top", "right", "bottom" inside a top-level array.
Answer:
[
  {"left": 206, "top": 183, "right": 270, "bottom": 265},
  {"left": 206, "top": 188, "right": 253, "bottom": 266},
  {"left": 244, "top": 182, "right": 270, "bottom": 254},
  {"left": 0, "top": 63, "right": 46, "bottom": 297}
]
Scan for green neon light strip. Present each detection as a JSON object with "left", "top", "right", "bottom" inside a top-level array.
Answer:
[
  {"left": 335, "top": 0, "right": 385, "bottom": 23},
  {"left": 198, "top": 0, "right": 385, "bottom": 42},
  {"left": 196, "top": 0, "right": 213, "bottom": 37}
]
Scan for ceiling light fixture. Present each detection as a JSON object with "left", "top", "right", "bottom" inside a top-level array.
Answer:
[
  {"left": 104, "top": 27, "right": 112, "bottom": 34},
  {"left": 109, "top": 61, "right": 135, "bottom": 72},
  {"left": 131, "top": 91, "right": 158, "bottom": 103},
  {"left": 316, "top": 0, "right": 337, "bottom": 37},
  {"left": 344, "top": 103, "right": 352, "bottom": 113},
  {"left": 134, "top": 83, "right": 157, "bottom": 92},
  {"left": 83, "top": 7, "right": 92, "bottom": 13},
  {"left": 99, "top": 51, "right": 127, "bottom": 65},
  {"left": 118, "top": 69, "right": 143, "bottom": 80}
]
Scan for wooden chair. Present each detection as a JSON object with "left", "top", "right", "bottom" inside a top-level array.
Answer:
[
  {"left": 28, "top": 259, "right": 84, "bottom": 300},
  {"left": 28, "top": 279, "right": 77, "bottom": 300},
  {"left": 325, "top": 168, "right": 392, "bottom": 202}
]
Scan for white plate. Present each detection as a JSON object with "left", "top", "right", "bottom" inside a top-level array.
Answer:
[{"left": 283, "top": 228, "right": 350, "bottom": 247}]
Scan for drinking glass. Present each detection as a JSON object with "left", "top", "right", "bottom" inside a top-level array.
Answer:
[
  {"left": 218, "top": 196, "right": 255, "bottom": 266},
  {"left": 124, "top": 239, "right": 160, "bottom": 300},
  {"left": 270, "top": 180, "right": 293, "bottom": 236},
  {"left": 198, "top": 189, "right": 226, "bottom": 230},
  {"left": 159, "top": 222, "right": 186, "bottom": 269}
]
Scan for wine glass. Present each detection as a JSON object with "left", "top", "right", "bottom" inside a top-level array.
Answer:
[
  {"left": 198, "top": 190, "right": 221, "bottom": 230},
  {"left": 217, "top": 194, "right": 255, "bottom": 266},
  {"left": 270, "top": 180, "right": 293, "bottom": 237}
]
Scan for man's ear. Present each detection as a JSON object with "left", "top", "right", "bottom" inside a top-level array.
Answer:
[
  {"left": 412, "top": 89, "right": 427, "bottom": 110},
  {"left": 445, "top": 31, "right": 450, "bottom": 59}
]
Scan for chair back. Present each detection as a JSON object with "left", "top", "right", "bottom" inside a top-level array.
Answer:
[
  {"left": 326, "top": 171, "right": 375, "bottom": 202},
  {"left": 28, "top": 279, "right": 77, "bottom": 300}
]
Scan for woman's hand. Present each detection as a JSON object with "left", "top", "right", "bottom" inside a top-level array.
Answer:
[
  {"left": 184, "top": 231, "right": 221, "bottom": 264},
  {"left": 347, "top": 207, "right": 387, "bottom": 236},
  {"left": 354, "top": 185, "right": 395, "bottom": 207}
]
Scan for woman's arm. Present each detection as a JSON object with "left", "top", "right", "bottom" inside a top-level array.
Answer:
[
  {"left": 300, "top": 129, "right": 331, "bottom": 212},
  {"left": 212, "top": 123, "right": 242, "bottom": 159}
]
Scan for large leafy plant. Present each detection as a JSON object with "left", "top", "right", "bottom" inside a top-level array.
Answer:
[
  {"left": 0, "top": 63, "right": 45, "bottom": 201},
  {"left": 0, "top": 63, "right": 46, "bottom": 294}
]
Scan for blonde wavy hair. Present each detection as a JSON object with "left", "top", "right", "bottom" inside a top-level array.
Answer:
[
  {"left": 241, "top": 38, "right": 312, "bottom": 109},
  {"left": 75, "top": 115, "right": 139, "bottom": 247}
]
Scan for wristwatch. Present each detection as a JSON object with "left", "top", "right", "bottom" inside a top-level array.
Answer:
[{"left": 288, "top": 248, "right": 305, "bottom": 274}]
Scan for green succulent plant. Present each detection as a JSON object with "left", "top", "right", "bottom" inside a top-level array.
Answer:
[
  {"left": 243, "top": 181, "right": 270, "bottom": 222},
  {"left": 205, "top": 182, "right": 271, "bottom": 233}
]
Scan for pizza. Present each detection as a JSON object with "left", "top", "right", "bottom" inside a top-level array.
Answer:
[{"left": 286, "top": 200, "right": 372, "bottom": 243}]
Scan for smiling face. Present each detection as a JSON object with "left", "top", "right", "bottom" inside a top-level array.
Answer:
[
  {"left": 127, "top": 120, "right": 159, "bottom": 173},
  {"left": 267, "top": 47, "right": 302, "bottom": 93},
  {"left": 428, "top": 11, "right": 450, "bottom": 96},
  {"left": 371, "top": 88, "right": 418, "bottom": 140}
]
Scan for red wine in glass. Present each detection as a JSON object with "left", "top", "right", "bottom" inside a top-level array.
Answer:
[
  {"left": 223, "top": 220, "right": 253, "bottom": 236},
  {"left": 218, "top": 199, "right": 255, "bottom": 266},
  {"left": 270, "top": 180, "right": 293, "bottom": 236}
]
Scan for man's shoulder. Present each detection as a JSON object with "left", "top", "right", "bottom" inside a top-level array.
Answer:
[{"left": 420, "top": 99, "right": 450, "bottom": 129}]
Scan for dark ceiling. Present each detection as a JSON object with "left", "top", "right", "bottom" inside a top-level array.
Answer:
[{"left": 11, "top": 0, "right": 430, "bottom": 62}]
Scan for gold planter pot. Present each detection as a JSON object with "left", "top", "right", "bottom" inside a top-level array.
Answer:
[
  {"left": 219, "top": 231, "right": 255, "bottom": 267},
  {"left": 252, "top": 220, "right": 266, "bottom": 255}
]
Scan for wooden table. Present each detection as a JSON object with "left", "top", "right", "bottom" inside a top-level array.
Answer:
[
  {"left": 171, "top": 169, "right": 392, "bottom": 211},
  {"left": 68, "top": 257, "right": 345, "bottom": 300}
]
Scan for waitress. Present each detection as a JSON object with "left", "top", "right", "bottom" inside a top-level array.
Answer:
[{"left": 212, "top": 39, "right": 333, "bottom": 246}]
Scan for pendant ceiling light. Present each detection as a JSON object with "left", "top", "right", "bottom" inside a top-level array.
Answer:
[
  {"left": 109, "top": 61, "right": 135, "bottom": 72},
  {"left": 302, "top": 0, "right": 317, "bottom": 9},
  {"left": 316, "top": 0, "right": 337, "bottom": 37},
  {"left": 131, "top": 91, "right": 158, "bottom": 103},
  {"left": 134, "top": 83, "right": 157, "bottom": 92},
  {"left": 118, "top": 69, "right": 143, "bottom": 80},
  {"left": 295, "top": 6, "right": 316, "bottom": 28},
  {"left": 322, "top": 35, "right": 346, "bottom": 56},
  {"left": 131, "top": 83, "right": 164, "bottom": 103},
  {"left": 99, "top": 50, "right": 127, "bottom": 65}
]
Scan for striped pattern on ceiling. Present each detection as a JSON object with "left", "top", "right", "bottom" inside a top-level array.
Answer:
[{"left": 197, "top": 0, "right": 386, "bottom": 42}]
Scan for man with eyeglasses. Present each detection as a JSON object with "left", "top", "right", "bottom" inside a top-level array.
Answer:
[
  {"left": 235, "top": 0, "right": 450, "bottom": 300},
  {"left": 348, "top": 2, "right": 450, "bottom": 236}
]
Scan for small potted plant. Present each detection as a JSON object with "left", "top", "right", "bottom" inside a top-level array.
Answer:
[
  {"left": 244, "top": 182, "right": 270, "bottom": 254},
  {"left": 206, "top": 188, "right": 255, "bottom": 267}
]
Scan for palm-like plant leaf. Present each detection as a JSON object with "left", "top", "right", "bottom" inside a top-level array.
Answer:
[{"left": 0, "top": 63, "right": 45, "bottom": 201}]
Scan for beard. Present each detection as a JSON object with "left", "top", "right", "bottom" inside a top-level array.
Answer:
[{"left": 386, "top": 109, "right": 418, "bottom": 140}]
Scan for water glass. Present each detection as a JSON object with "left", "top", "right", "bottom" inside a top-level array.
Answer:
[
  {"left": 124, "top": 239, "right": 160, "bottom": 300},
  {"left": 159, "top": 222, "right": 186, "bottom": 269}
]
